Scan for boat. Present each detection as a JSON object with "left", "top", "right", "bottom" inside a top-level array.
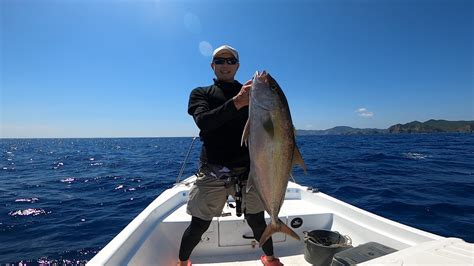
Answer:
[{"left": 87, "top": 175, "right": 474, "bottom": 265}]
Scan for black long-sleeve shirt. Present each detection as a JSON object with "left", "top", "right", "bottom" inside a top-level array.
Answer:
[{"left": 188, "top": 79, "right": 250, "bottom": 168}]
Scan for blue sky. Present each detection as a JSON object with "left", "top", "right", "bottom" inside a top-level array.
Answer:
[{"left": 1, "top": 0, "right": 472, "bottom": 138}]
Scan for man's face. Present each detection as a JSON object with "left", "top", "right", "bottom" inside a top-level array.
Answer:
[{"left": 211, "top": 51, "right": 239, "bottom": 82}]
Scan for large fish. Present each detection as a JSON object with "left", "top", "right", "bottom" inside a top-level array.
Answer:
[{"left": 242, "top": 71, "right": 307, "bottom": 246}]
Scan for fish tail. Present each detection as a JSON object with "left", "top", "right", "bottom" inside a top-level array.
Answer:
[{"left": 258, "top": 219, "right": 301, "bottom": 247}]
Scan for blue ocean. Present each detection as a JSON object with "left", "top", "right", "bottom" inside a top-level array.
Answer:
[{"left": 1, "top": 134, "right": 473, "bottom": 264}]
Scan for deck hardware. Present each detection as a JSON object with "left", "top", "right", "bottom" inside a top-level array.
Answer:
[
  {"left": 251, "top": 240, "right": 257, "bottom": 248},
  {"left": 242, "top": 234, "right": 255, "bottom": 239}
]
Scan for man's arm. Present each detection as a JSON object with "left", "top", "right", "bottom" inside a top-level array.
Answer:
[
  {"left": 188, "top": 81, "right": 251, "bottom": 133},
  {"left": 188, "top": 88, "right": 239, "bottom": 133}
]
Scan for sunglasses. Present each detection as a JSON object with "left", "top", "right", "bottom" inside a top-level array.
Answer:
[{"left": 213, "top": 58, "right": 239, "bottom": 65}]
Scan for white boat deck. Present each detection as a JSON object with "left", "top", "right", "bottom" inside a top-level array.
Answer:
[
  {"left": 165, "top": 197, "right": 332, "bottom": 265},
  {"left": 87, "top": 176, "right": 474, "bottom": 266}
]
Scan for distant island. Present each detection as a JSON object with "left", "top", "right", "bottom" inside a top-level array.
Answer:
[
  {"left": 388, "top": 119, "right": 474, "bottom": 133},
  {"left": 297, "top": 120, "right": 473, "bottom": 135},
  {"left": 297, "top": 126, "right": 387, "bottom": 135}
]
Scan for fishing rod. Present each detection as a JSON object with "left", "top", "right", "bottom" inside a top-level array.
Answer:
[{"left": 175, "top": 137, "right": 197, "bottom": 184}]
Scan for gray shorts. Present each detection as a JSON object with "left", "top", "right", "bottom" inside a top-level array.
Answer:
[{"left": 186, "top": 166, "right": 264, "bottom": 221}]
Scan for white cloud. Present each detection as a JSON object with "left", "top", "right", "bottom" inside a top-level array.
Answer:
[
  {"left": 360, "top": 112, "right": 374, "bottom": 117},
  {"left": 356, "top": 107, "right": 374, "bottom": 117}
]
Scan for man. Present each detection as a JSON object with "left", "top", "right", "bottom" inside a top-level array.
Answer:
[{"left": 177, "top": 45, "right": 283, "bottom": 266}]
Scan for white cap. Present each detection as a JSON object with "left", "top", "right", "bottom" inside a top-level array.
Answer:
[{"left": 212, "top": 45, "right": 239, "bottom": 60}]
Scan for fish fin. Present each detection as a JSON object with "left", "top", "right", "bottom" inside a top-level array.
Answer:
[
  {"left": 293, "top": 145, "right": 307, "bottom": 174},
  {"left": 263, "top": 117, "right": 274, "bottom": 138},
  {"left": 279, "top": 219, "right": 301, "bottom": 241},
  {"left": 259, "top": 219, "right": 300, "bottom": 247},
  {"left": 241, "top": 119, "right": 250, "bottom": 147}
]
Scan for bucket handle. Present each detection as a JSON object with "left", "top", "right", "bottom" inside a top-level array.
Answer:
[
  {"left": 343, "top": 234, "right": 352, "bottom": 247},
  {"left": 303, "top": 231, "right": 322, "bottom": 245},
  {"left": 302, "top": 231, "right": 313, "bottom": 242},
  {"left": 334, "top": 231, "right": 352, "bottom": 247}
]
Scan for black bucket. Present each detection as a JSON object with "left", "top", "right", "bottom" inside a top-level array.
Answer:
[{"left": 304, "top": 230, "right": 352, "bottom": 266}]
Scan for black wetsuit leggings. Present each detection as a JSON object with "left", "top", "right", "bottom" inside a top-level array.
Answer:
[{"left": 178, "top": 211, "right": 273, "bottom": 261}]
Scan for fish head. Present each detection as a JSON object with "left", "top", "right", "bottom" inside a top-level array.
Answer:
[{"left": 251, "top": 71, "right": 288, "bottom": 111}]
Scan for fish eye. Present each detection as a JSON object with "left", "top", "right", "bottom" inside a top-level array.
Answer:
[{"left": 270, "top": 85, "right": 277, "bottom": 91}]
